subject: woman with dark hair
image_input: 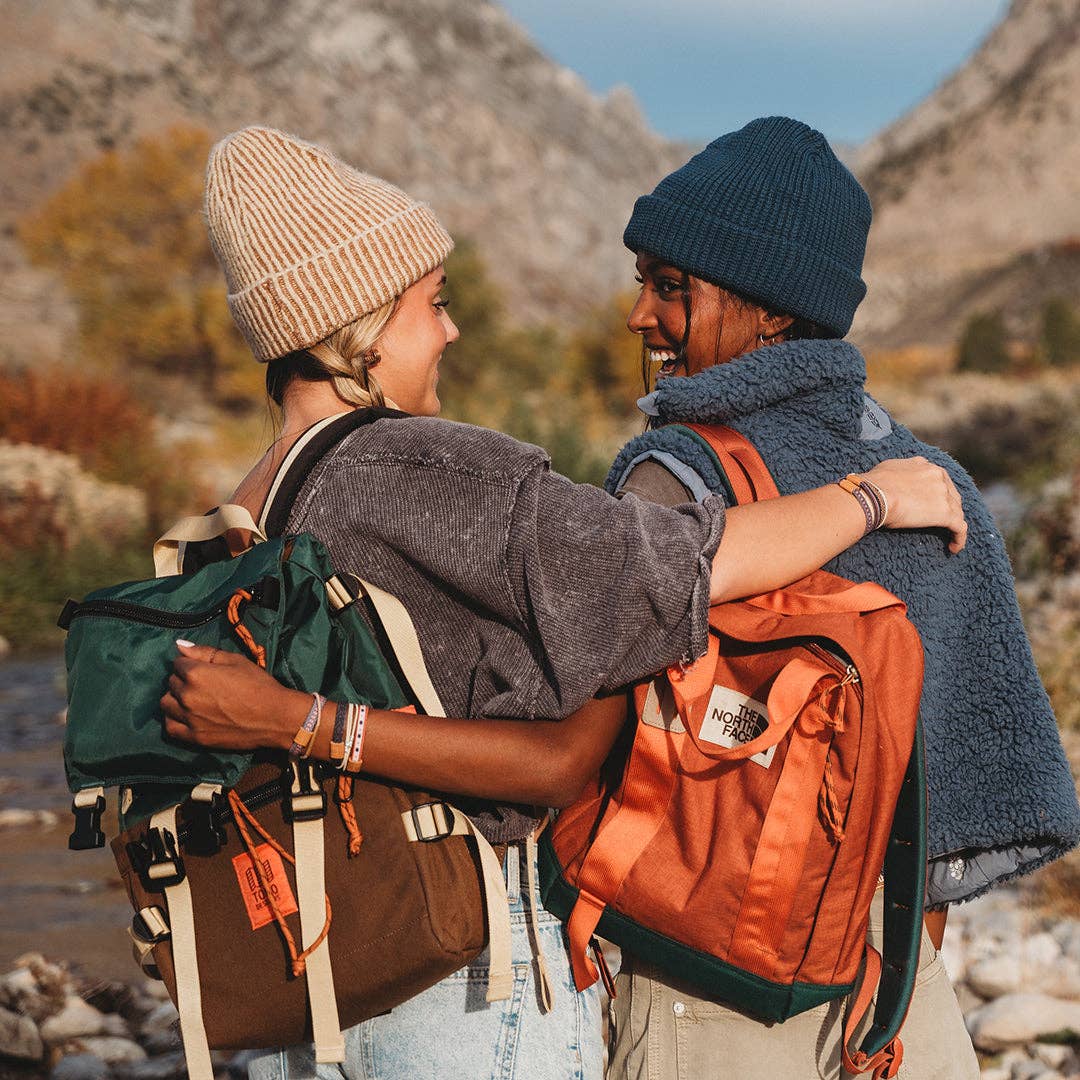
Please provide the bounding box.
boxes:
[601,115,1080,1079]
[165,124,970,1079]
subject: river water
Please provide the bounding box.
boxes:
[0,651,133,981]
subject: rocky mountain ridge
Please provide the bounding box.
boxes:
[0,0,683,365]
[853,0,1080,348]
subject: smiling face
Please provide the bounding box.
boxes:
[370,266,459,416]
[627,254,792,379]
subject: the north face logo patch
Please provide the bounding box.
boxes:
[697,685,775,768]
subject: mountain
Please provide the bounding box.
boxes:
[853,0,1080,349]
[0,0,683,365]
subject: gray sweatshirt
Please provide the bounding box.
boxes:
[288,415,725,841]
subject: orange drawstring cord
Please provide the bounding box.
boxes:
[336,776,363,856]
[228,788,332,977]
[223,598,333,975]
[228,589,267,668]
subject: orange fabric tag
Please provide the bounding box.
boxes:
[232,843,298,930]
[393,704,417,714]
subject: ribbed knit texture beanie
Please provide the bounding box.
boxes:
[624,116,871,337]
[205,126,454,362]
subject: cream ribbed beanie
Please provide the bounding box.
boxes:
[205,126,454,362]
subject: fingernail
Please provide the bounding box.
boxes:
[176,639,195,648]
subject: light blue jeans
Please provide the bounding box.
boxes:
[249,844,604,1080]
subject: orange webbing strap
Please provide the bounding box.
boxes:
[565,682,684,990]
[681,423,781,503]
[227,789,332,978]
[842,944,905,1078]
[739,580,904,618]
[725,678,852,977]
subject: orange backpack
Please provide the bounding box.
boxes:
[540,424,927,1078]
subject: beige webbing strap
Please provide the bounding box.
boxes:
[153,504,267,578]
[257,412,352,535]
[149,806,213,1080]
[292,809,344,1062]
[524,831,555,1013]
[351,576,445,717]
[401,804,513,1001]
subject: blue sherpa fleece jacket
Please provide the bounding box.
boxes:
[608,338,1080,907]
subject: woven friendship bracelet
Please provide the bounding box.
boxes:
[288,692,326,760]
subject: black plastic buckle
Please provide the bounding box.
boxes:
[186,792,229,854]
[283,762,327,823]
[69,794,106,850]
[127,827,186,891]
[409,802,453,842]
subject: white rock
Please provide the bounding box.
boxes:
[39,996,107,1042]
[1032,1043,1073,1069]
[141,999,179,1033]
[1025,933,1064,968]
[978,1069,1009,1080]
[75,1034,147,1064]
[0,966,38,997]
[0,1003,43,1061]
[968,953,1022,998]
[967,993,1080,1051]
[101,1012,129,1037]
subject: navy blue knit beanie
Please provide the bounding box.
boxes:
[623,116,871,337]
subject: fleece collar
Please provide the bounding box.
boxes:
[641,338,868,437]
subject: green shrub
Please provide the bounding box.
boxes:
[955,310,1010,374]
[1038,297,1080,368]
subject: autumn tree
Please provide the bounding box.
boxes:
[18,124,260,407]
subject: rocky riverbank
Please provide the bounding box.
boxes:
[0,953,257,1079]
[1,883,1079,1078]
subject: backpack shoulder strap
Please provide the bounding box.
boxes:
[260,407,406,537]
[674,423,780,503]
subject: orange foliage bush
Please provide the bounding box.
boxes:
[0,365,194,526]
[0,366,155,486]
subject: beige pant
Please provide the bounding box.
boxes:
[607,890,979,1080]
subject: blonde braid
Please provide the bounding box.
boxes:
[305,299,400,409]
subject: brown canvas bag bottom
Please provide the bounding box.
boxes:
[112,761,487,1050]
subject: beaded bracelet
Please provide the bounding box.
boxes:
[289,692,327,760]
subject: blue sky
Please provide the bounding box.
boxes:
[499,0,1010,145]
